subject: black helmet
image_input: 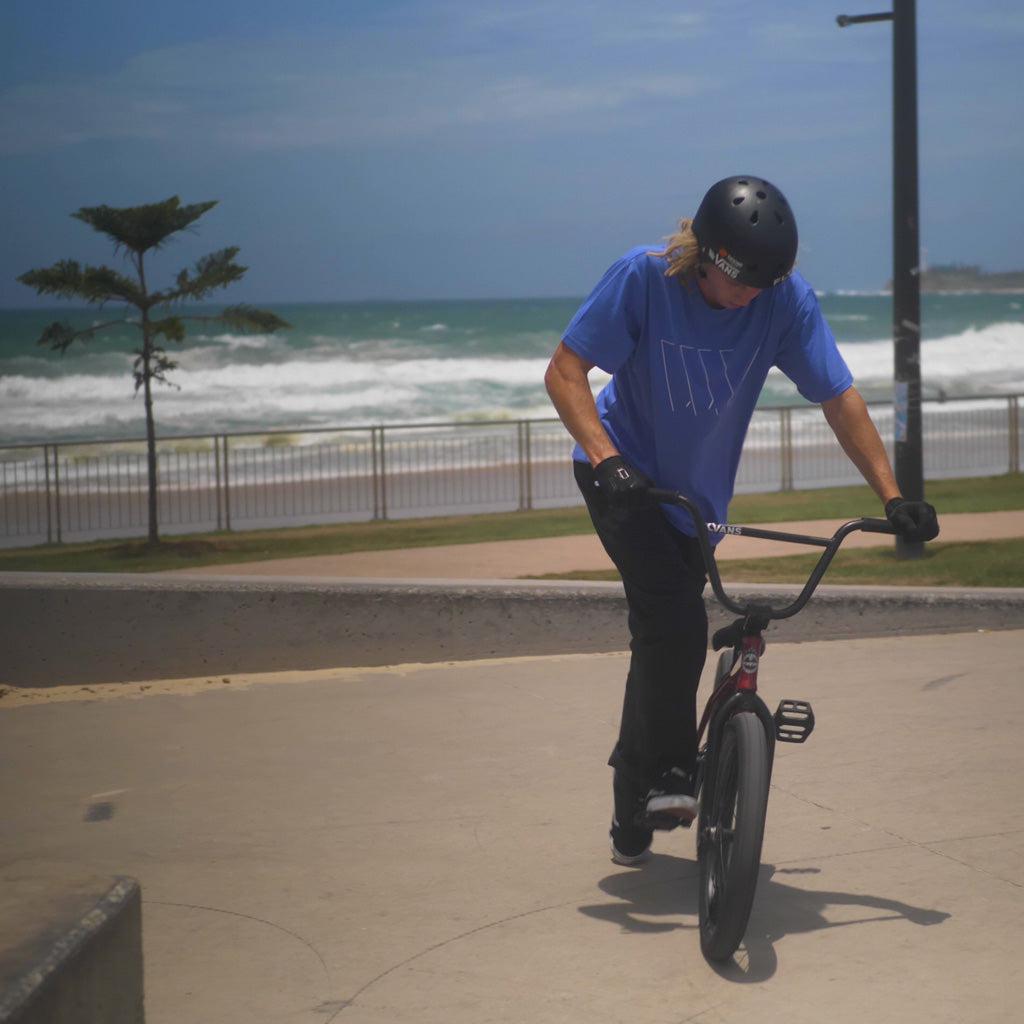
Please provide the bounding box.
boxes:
[692,176,798,288]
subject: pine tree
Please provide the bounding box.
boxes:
[18,196,288,544]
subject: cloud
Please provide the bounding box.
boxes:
[0,3,714,156]
[423,2,706,45]
[0,44,702,156]
[590,11,707,42]
[4,0,1015,160]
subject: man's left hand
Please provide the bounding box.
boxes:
[885,498,940,542]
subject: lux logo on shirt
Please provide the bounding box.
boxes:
[659,339,761,418]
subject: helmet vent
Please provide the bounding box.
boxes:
[774,211,785,224]
[732,196,744,206]
[737,179,749,185]
[749,211,759,225]
[756,190,767,200]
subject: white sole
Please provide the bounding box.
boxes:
[609,836,651,866]
[646,794,697,820]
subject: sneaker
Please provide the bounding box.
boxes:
[644,767,698,825]
[609,816,653,866]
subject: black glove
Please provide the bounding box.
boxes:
[593,456,653,509]
[885,498,939,543]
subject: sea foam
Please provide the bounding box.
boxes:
[2,321,1020,443]
[840,320,1024,389]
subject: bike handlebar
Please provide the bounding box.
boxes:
[647,488,896,622]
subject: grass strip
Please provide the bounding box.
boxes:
[528,537,1024,589]
[1,473,1021,574]
[727,472,1024,522]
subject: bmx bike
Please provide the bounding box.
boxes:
[648,488,897,962]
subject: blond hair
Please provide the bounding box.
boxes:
[651,217,700,282]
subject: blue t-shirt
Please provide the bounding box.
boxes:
[563,247,853,540]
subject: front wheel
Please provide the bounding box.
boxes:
[697,710,771,962]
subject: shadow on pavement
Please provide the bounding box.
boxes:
[578,856,949,981]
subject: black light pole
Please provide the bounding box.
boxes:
[838,0,924,558]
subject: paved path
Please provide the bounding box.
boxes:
[3,630,1022,1023]
[166,509,1024,580]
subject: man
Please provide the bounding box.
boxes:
[544,175,938,866]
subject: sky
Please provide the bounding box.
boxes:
[2,0,1022,307]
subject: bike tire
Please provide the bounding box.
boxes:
[697,710,771,962]
[713,649,736,688]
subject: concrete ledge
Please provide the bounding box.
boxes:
[2,572,1023,688]
[0,871,143,1024]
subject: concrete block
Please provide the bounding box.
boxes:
[0,871,144,1024]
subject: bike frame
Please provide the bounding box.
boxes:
[697,635,768,748]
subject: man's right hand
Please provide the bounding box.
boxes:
[593,456,652,508]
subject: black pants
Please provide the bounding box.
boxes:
[574,461,709,793]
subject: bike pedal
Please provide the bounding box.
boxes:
[774,699,815,743]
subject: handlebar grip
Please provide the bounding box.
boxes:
[859,517,897,534]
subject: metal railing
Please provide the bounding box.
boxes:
[1,393,1020,547]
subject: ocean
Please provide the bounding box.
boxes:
[1,291,1022,445]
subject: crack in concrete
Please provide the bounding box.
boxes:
[915,841,1023,891]
[331,896,582,1020]
[771,784,1024,890]
[675,1003,724,1023]
[770,782,836,813]
[919,826,1024,846]
[773,842,908,867]
[144,899,330,979]
[823,819,1023,890]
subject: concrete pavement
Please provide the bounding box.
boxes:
[3,629,1023,1023]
